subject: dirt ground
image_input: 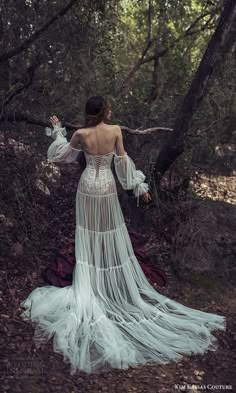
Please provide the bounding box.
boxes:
[0,232,235,393]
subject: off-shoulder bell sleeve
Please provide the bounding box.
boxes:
[46,126,81,164]
[113,148,149,207]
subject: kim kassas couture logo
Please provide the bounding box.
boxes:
[174,383,233,391]
[0,357,45,378]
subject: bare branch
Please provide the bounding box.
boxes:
[117,0,156,96]
[0,0,79,63]
[118,8,220,96]
[1,113,172,134]
[147,0,152,44]
[145,5,168,108]
[4,58,41,107]
[117,39,153,96]
[119,126,172,134]
[140,12,218,64]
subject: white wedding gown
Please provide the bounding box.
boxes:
[20,127,226,375]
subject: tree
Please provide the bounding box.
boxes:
[151,0,236,192]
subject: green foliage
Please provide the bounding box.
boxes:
[1,0,235,175]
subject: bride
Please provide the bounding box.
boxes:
[20,95,226,375]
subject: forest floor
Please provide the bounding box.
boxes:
[0,164,235,393]
[1,263,235,393]
[1,234,235,393]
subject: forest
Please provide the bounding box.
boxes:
[0,0,235,392]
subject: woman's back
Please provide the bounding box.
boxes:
[78,123,118,156]
[78,123,125,157]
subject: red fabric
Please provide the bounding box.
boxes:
[42,231,167,289]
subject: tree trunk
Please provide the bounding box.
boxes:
[145,2,166,111]
[153,0,236,185]
[0,14,9,94]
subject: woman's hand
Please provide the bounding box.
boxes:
[143,191,152,203]
[50,115,61,128]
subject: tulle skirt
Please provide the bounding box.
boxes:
[20,188,226,375]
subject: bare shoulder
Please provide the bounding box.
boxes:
[69,129,84,144]
[104,123,120,133]
[75,128,84,135]
[113,125,122,135]
[73,128,86,141]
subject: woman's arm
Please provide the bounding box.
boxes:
[115,125,126,156]
[114,126,152,206]
[69,130,81,149]
[46,115,82,163]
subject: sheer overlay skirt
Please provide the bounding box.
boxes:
[20,184,226,374]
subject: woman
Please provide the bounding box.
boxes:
[20,96,226,375]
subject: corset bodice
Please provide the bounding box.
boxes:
[78,150,117,195]
[84,150,114,171]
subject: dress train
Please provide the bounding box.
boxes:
[20,126,226,374]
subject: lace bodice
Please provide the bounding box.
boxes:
[46,127,149,206]
[79,151,117,195]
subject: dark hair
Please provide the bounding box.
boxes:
[84,96,109,127]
